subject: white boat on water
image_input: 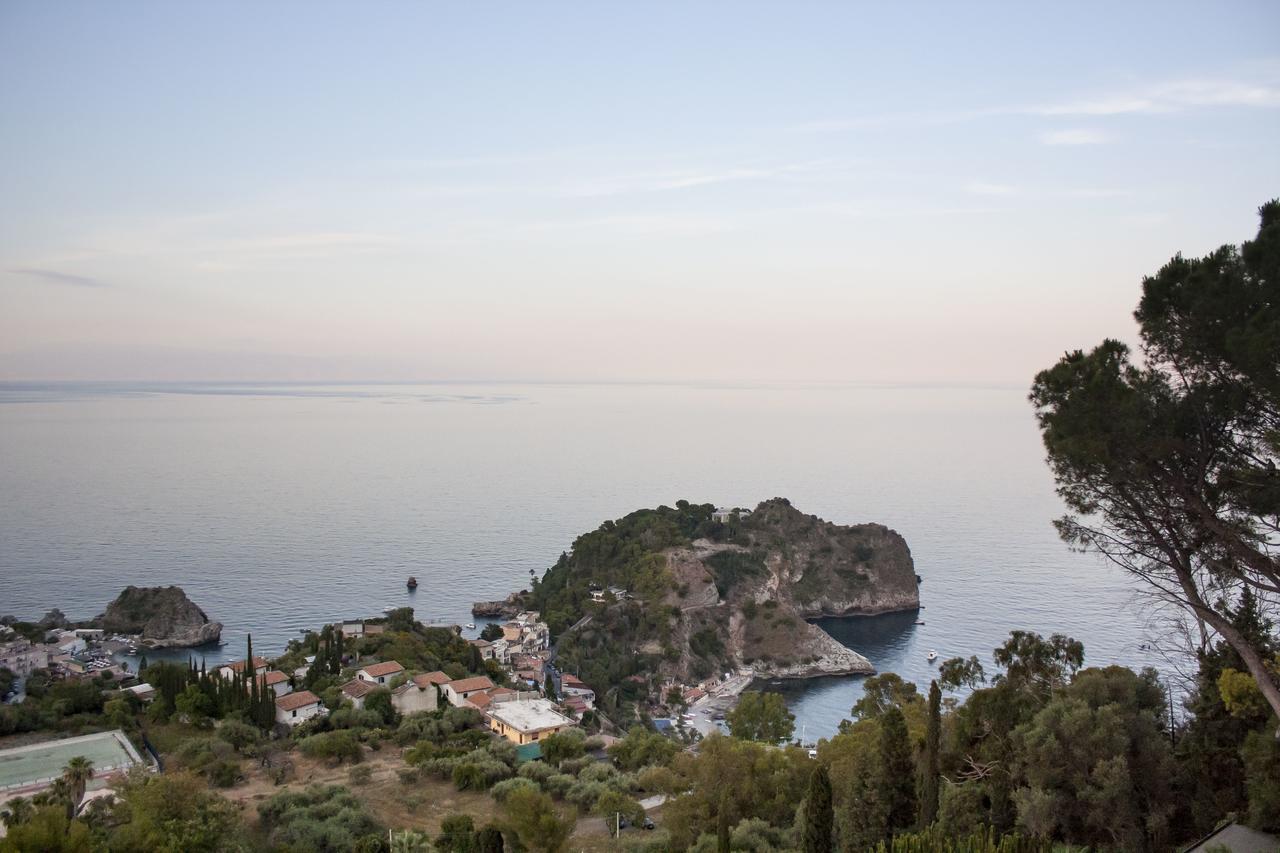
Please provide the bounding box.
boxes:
[926,649,938,662]
[465,622,476,630]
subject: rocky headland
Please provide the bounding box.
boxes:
[527,498,920,692]
[99,585,223,648]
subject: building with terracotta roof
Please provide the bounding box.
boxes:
[414,671,451,687]
[275,690,325,726]
[356,660,405,685]
[442,675,495,707]
[341,678,378,710]
[256,670,292,698]
[217,657,269,681]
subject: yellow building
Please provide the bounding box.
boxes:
[488,697,576,745]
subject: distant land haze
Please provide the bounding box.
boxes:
[0,380,1167,738]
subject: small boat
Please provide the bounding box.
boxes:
[126,647,138,656]
[407,576,418,590]
[915,620,925,626]
[465,622,476,630]
[926,649,938,662]
[383,606,396,614]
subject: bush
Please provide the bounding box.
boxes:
[217,720,261,752]
[298,730,363,765]
[453,763,487,791]
[559,756,593,776]
[518,761,556,784]
[566,779,610,810]
[545,773,576,798]
[258,784,382,852]
[348,765,373,786]
[491,776,542,802]
[578,762,618,784]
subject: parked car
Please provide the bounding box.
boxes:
[642,817,656,830]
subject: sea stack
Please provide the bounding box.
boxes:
[100,585,223,648]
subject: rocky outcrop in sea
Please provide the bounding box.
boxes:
[100,585,223,648]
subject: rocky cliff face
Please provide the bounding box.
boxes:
[741,498,920,617]
[100,586,223,648]
[654,499,918,681]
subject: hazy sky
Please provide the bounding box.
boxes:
[2,2,1277,383]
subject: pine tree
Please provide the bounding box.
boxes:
[919,680,942,827]
[803,763,834,853]
[878,706,916,838]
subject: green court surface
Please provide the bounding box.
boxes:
[0,730,144,791]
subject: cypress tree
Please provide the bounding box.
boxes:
[802,763,834,853]
[878,706,916,837]
[717,791,731,853]
[919,679,942,827]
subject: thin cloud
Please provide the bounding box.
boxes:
[1032,78,1280,116]
[10,267,111,288]
[965,181,1019,197]
[1040,128,1110,146]
[792,71,1280,133]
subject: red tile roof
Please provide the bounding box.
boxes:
[359,661,405,678]
[415,671,450,687]
[446,676,495,694]
[224,656,268,673]
[561,674,587,687]
[277,690,322,711]
[258,670,289,686]
[342,679,377,699]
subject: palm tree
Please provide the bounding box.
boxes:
[61,756,94,818]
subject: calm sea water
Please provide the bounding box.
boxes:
[0,381,1165,738]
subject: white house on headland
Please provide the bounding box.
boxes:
[356,660,404,685]
[275,690,325,727]
[712,507,752,524]
[442,675,495,707]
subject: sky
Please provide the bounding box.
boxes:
[1,2,1278,384]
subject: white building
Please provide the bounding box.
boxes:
[257,670,292,698]
[356,660,404,685]
[275,690,325,727]
[559,674,595,707]
[442,675,495,707]
[217,656,269,681]
[712,507,752,524]
[341,678,377,710]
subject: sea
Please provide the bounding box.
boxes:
[0,380,1169,739]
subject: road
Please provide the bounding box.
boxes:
[682,671,753,737]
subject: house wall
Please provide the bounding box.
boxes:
[392,687,437,716]
[276,703,323,727]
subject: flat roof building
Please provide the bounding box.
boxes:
[488,697,576,745]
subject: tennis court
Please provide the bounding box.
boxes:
[0,730,145,793]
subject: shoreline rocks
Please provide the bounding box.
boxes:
[471,591,527,619]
